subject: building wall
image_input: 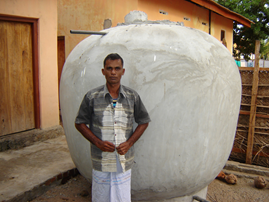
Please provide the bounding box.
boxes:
[58,0,138,57]
[58,0,234,58]
[137,0,233,53]
[0,0,236,133]
[0,0,59,129]
[211,12,233,53]
[138,0,209,34]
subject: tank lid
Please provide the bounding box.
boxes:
[120,10,184,26]
[124,11,148,23]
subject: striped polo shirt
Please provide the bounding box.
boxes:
[75,85,151,172]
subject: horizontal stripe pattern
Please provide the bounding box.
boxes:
[75,85,151,172]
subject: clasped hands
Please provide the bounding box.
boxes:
[96,140,131,155]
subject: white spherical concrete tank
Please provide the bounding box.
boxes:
[60,16,241,201]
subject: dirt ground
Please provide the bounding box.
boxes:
[32,174,269,202]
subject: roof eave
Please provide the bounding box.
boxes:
[189,0,254,28]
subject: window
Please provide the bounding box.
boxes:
[159,10,168,15]
[221,30,225,41]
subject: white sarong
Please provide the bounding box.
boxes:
[92,155,131,202]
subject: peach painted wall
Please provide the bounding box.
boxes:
[211,12,233,53]
[58,0,233,59]
[138,0,233,53]
[0,0,59,129]
[58,0,138,57]
[138,0,209,33]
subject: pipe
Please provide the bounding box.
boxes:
[70,30,107,35]
[192,195,209,202]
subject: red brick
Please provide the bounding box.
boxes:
[51,176,56,183]
[44,179,51,186]
[57,173,63,180]
[69,169,74,177]
[62,171,69,178]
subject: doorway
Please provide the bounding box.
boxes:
[58,36,65,124]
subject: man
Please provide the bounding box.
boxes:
[75,53,150,202]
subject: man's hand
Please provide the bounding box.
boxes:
[116,141,132,155]
[116,123,149,155]
[75,123,115,152]
[96,140,115,152]
[75,123,149,154]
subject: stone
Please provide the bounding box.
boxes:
[225,174,237,184]
[254,176,267,189]
[216,171,226,180]
[79,190,89,197]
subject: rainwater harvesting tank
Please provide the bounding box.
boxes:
[60,11,241,201]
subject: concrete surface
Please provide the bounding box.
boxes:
[0,125,64,152]
[0,134,268,202]
[0,135,76,202]
[224,160,269,179]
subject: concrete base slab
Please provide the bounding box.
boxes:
[0,133,268,202]
[160,186,208,202]
[0,135,76,202]
[134,186,208,202]
[0,125,65,152]
[224,160,269,177]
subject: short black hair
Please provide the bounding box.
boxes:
[103,53,124,67]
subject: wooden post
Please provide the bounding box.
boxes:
[246,40,260,164]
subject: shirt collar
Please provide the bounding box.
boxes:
[103,84,126,99]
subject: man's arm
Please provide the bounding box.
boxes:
[116,123,149,155]
[75,123,115,152]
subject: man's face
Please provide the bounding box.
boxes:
[102,59,125,85]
